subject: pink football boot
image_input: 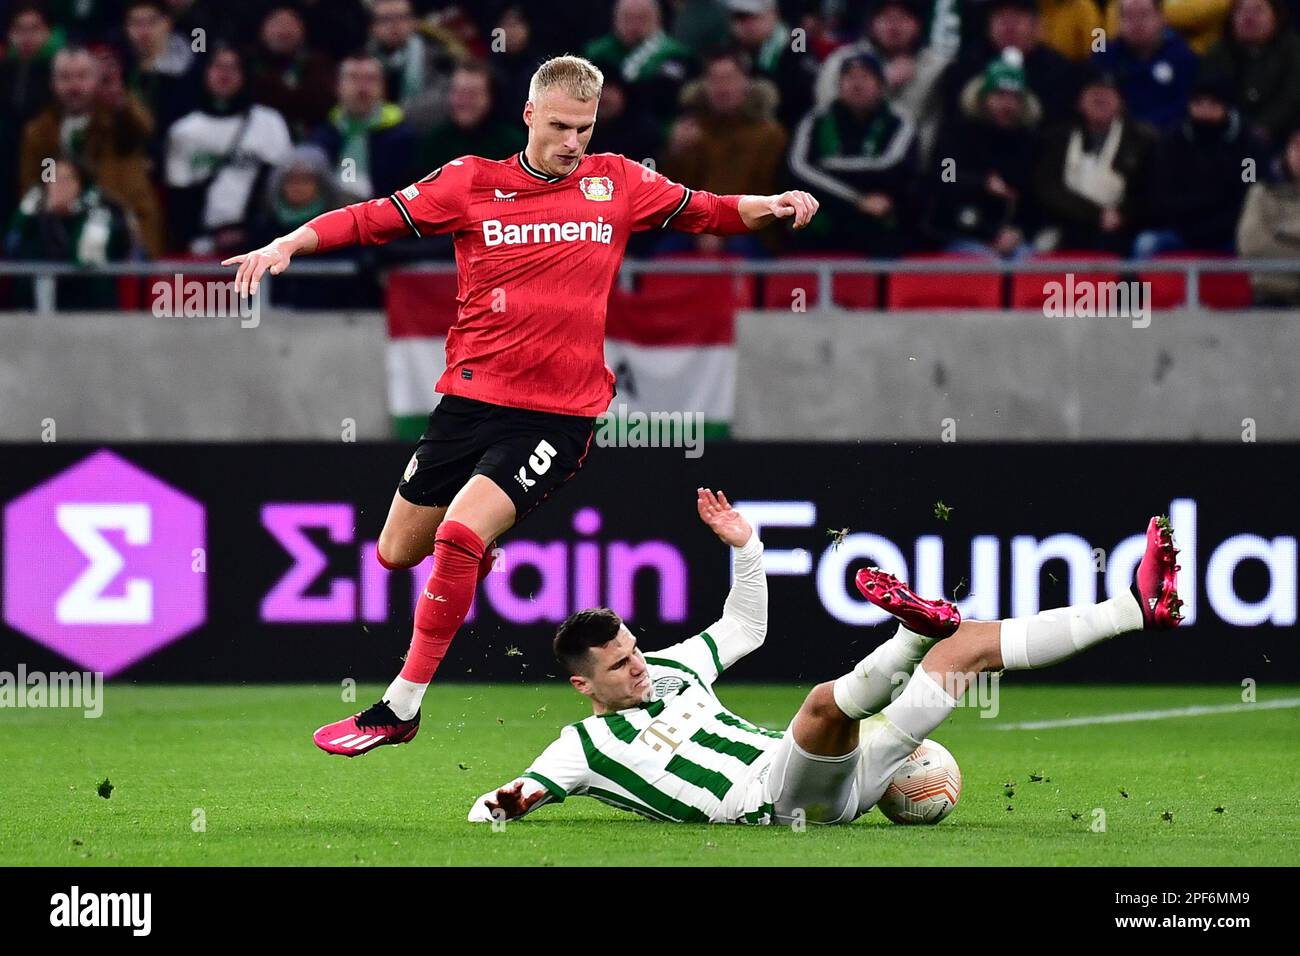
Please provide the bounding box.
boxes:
[313,700,420,756]
[855,567,962,639]
[1133,515,1184,629]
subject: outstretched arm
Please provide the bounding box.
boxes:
[224,158,473,296]
[467,725,587,823]
[696,488,767,668]
[625,155,818,237]
[222,197,424,296]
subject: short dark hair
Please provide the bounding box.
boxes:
[554,608,622,676]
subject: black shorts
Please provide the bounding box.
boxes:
[397,395,597,520]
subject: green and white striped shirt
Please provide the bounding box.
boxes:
[470,534,783,825]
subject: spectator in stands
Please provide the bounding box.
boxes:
[945,0,1080,126]
[164,0,231,48]
[312,54,418,202]
[797,3,853,61]
[2,2,59,130]
[20,46,164,257]
[663,50,787,214]
[672,0,734,56]
[165,45,292,256]
[252,145,345,245]
[1094,0,1199,132]
[487,0,610,57]
[925,53,1042,258]
[1034,65,1154,251]
[585,0,694,126]
[1237,125,1300,303]
[52,0,125,42]
[727,0,820,129]
[295,0,373,61]
[2,2,61,226]
[1103,0,1233,53]
[415,60,525,171]
[1202,0,1300,147]
[1039,0,1106,60]
[1133,73,1257,255]
[789,52,918,256]
[246,5,337,142]
[815,0,959,159]
[491,4,543,111]
[121,0,197,132]
[249,144,357,308]
[591,72,664,258]
[5,159,134,309]
[367,0,462,136]
[589,72,662,162]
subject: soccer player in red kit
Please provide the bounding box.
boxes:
[223,55,819,757]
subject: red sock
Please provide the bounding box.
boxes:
[399,520,484,683]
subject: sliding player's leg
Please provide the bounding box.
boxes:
[769,615,962,825]
[847,515,1184,815]
[829,565,964,723]
[768,682,864,825]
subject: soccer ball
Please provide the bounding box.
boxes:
[877,739,962,824]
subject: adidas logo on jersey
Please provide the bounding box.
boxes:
[482,217,614,247]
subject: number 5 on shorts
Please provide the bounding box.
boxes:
[529,440,557,475]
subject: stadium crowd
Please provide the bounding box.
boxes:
[3,0,1300,305]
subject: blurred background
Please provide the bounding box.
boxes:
[0,0,1297,686]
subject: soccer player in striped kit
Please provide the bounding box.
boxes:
[223,55,819,755]
[469,489,1182,826]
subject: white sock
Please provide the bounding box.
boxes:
[384,677,427,721]
[881,666,959,743]
[998,591,1144,671]
[833,625,937,720]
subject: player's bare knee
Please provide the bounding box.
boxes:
[375,532,424,570]
[802,681,845,722]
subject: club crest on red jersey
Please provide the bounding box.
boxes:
[579,176,614,201]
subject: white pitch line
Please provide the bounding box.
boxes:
[994,696,1300,730]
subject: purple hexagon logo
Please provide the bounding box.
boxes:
[3,450,206,676]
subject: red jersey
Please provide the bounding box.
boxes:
[310,151,749,417]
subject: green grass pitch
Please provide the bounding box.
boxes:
[2,683,1296,866]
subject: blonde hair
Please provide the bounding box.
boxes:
[528,55,604,104]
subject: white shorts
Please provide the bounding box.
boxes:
[767,713,921,825]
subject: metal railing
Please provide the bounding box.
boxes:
[2,256,1298,315]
